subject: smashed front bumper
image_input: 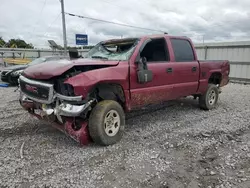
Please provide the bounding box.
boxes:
[19,92,93,145]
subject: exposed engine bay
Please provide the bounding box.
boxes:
[53,65,111,96]
[19,67,98,118]
[19,72,95,145]
[18,57,123,145]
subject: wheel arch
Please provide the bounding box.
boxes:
[208,72,222,85]
[89,82,126,108]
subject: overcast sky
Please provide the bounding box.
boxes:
[0,0,250,48]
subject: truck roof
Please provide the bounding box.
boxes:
[101,38,138,45]
[102,34,190,45]
[140,34,190,40]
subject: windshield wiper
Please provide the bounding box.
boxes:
[91,56,108,60]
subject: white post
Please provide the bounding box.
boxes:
[60,0,67,55]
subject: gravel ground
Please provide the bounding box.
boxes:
[0,83,250,188]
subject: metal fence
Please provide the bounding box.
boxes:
[1,41,250,82]
[0,48,89,60]
[195,41,250,82]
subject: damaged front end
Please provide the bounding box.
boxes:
[19,75,95,145]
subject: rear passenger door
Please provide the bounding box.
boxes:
[169,38,199,98]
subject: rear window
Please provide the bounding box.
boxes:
[170,39,195,62]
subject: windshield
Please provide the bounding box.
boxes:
[28,57,46,66]
[84,38,139,61]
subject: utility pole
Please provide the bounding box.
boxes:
[60,0,67,55]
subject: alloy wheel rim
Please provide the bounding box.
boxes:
[104,110,120,137]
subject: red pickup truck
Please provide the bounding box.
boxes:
[18,34,230,146]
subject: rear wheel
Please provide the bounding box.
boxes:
[199,84,219,110]
[88,100,125,146]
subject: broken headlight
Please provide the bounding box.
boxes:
[54,82,75,96]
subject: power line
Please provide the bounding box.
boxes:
[65,12,167,33]
[64,4,246,36]
[32,0,47,33]
[43,12,61,37]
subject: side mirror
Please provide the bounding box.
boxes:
[135,55,146,65]
[135,38,153,84]
[135,38,152,64]
[137,69,153,83]
[137,56,148,70]
[140,57,147,64]
[136,56,153,84]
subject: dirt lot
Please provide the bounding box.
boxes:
[0,83,250,188]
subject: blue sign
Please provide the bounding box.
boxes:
[75,34,88,45]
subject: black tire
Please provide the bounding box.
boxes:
[88,100,125,146]
[199,84,219,110]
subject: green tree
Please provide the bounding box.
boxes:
[7,39,34,49]
[0,37,6,47]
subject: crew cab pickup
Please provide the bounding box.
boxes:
[18,34,230,146]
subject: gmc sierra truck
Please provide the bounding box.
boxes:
[18,34,230,146]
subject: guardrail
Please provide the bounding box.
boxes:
[0,48,89,62]
[0,48,89,65]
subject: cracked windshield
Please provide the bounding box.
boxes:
[84,39,138,61]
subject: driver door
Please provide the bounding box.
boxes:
[129,37,175,109]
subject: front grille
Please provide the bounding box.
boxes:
[20,81,50,100]
[19,75,54,104]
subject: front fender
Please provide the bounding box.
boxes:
[64,65,129,98]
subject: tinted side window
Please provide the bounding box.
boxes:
[140,38,169,62]
[170,39,195,62]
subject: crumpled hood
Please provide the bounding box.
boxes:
[23,58,119,79]
[3,64,28,71]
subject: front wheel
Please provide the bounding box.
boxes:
[88,100,125,146]
[199,84,219,110]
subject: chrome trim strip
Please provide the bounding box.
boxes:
[58,103,86,116]
[19,75,53,87]
[56,93,82,101]
[57,99,94,117]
